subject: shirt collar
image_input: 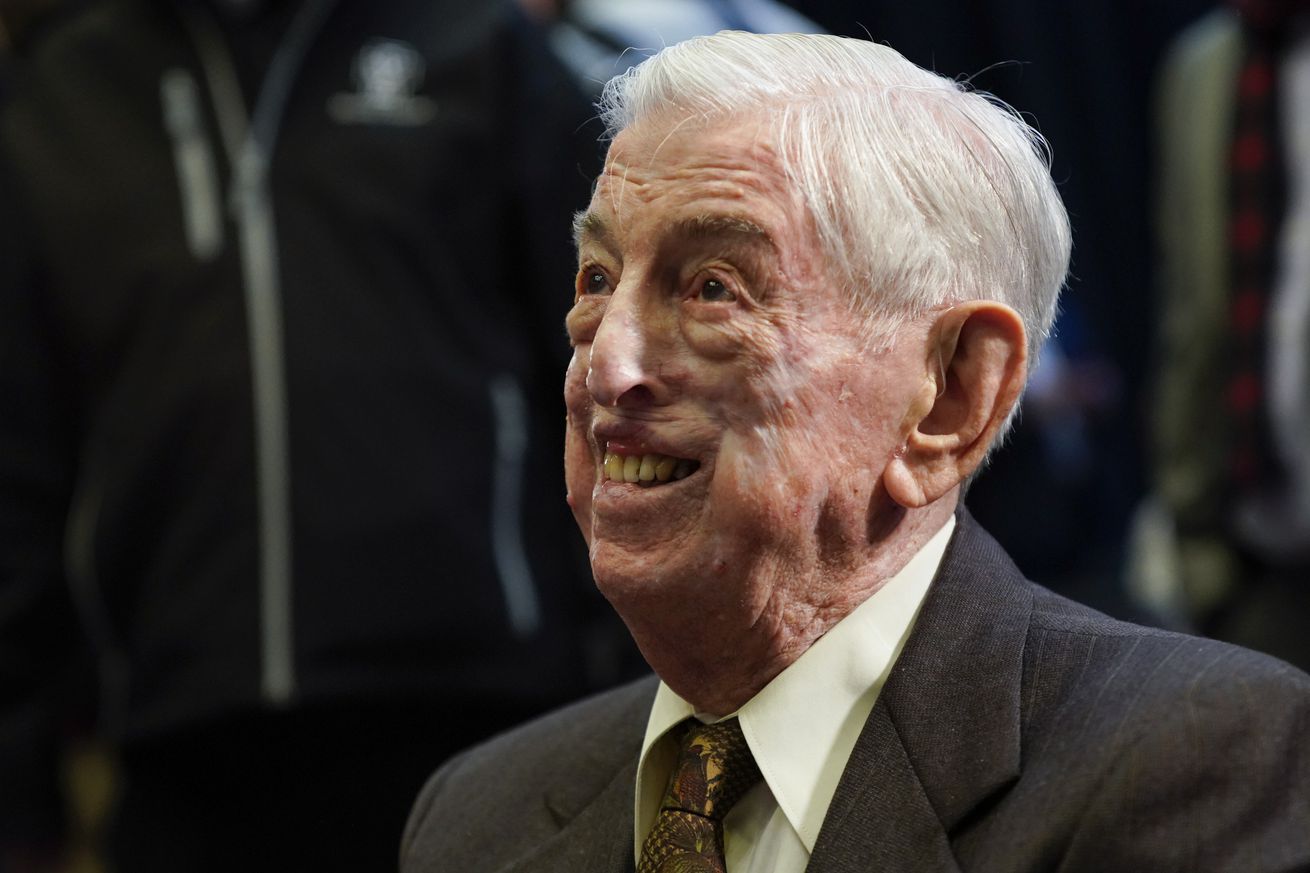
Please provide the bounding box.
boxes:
[634,515,955,855]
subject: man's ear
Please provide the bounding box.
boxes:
[883,301,1027,508]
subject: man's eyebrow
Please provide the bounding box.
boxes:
[672,214,775,250]
[573,211,777,252]
[573,210,609,249]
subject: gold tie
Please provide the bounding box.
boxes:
[637,718,762,873]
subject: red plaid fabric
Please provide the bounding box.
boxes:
[1223,0,1308,492]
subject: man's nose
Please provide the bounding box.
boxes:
[586,290,665,408]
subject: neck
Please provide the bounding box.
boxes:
[631,499,955,716]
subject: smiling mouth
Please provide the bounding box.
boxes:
[603,451,700,487]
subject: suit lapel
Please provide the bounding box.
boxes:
[808,702,962,872]
[502,758,638,873]
[809,511,1031,872]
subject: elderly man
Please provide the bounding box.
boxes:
[402,32,1310,873]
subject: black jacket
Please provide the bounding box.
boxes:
[0,0,610,839]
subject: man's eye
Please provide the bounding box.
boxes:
[579,270,610,296]
[696,278,736,303]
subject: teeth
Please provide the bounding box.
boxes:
[638,455,657,482]
[604,452,624,482]
[603,451,699,485]
[654,456,677,482]
[622,454,641,483]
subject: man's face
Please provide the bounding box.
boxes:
[565,113,931,640]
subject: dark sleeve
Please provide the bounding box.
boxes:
[0,139,84,847]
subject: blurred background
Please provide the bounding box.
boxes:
[3,0,1305,870]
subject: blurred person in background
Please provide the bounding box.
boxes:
[0,0,633,870]
[1136,0,1310,671]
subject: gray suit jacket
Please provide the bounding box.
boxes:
[401,513,1310,872]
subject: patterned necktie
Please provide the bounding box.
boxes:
[637,718,762,873]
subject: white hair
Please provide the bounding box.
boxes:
[597,31,1072,363]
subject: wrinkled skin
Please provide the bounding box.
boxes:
[564,113,952,714]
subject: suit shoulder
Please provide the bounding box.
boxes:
[400,676,656,870]
[1022,585,1310,819]
[1025,581,1310,710]
[1031,581,1305,675]
[1009,589,1310,869]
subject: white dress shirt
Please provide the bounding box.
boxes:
[633,516,955,873]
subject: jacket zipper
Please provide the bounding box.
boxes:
[183,0,341,705]
[489,375,542,637]
[161,68,224,261]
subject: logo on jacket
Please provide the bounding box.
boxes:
[328,38,437,126]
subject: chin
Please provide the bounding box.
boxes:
[592,536,746,619]
[590,540,681,600]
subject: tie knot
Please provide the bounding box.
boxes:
[661,718,762,821]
